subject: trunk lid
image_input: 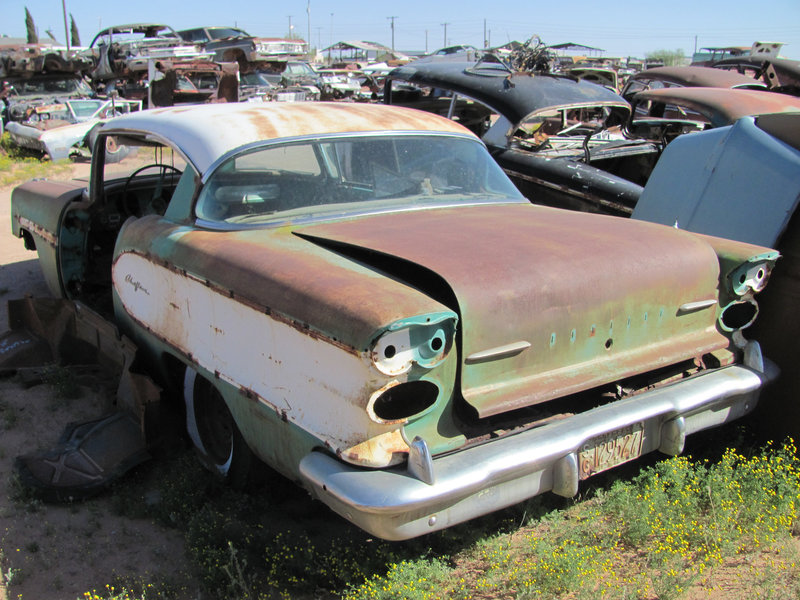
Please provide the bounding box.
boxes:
[298,203,729,417]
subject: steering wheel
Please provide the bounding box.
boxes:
[121,164,182,217]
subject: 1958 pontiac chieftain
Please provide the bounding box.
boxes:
[10,101,778,539]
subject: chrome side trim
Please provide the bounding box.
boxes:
[299,357,777,540]
[465,340,531,364]
[678,299,717,314]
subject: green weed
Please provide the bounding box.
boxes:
[42,364,82,400]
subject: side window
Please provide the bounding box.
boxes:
[99,134,187,218]
[622,79,649,99]
[196,142,323,222]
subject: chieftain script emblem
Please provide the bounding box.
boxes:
[124,274,150,295]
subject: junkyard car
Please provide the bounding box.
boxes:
[0,72,94,132]
[177,26,306,65]
[620,65,767,103]
[88,23,205,80]
[384,59,660,216]
[87,23,228,106]
[6,97,140,160]
[11,102,778,539]
[258,60,322,100]
[711,55,800,97]
[567,67,619,92]
[626,87,800,143]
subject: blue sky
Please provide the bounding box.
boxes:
[3,0,800,59]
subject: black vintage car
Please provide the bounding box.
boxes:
[384,60,660,216]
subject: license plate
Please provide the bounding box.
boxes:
[579,422,644,479]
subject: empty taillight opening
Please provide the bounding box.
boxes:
[371,380,439,421]
[720,300,758,331]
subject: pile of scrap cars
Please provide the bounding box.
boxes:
[2,32,800,540]
[0,23,364,160]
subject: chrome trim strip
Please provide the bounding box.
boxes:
[678,299,717,314]
[17,216,58,248]
[193,199,525,232]
[465,340,532,364]
[300,353,776,540]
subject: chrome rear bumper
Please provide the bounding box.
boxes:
[299,355,777,540]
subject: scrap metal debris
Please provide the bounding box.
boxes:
[0,297,160,500]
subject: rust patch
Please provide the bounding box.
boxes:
[339,429,409,468]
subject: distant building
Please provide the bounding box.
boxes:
[322,40,406,65]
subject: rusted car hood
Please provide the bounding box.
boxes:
[298,203,729,416]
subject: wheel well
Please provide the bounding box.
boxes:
[20,229,36,251]
[160,352,191,398]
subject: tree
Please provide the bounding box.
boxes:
[645,48,687,66]
[70,14,81,46]
[25,7,38,44]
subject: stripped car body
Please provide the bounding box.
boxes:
[88,23,206,81]
[6,97,140,160]
[85,23,243,107]
[384,60,660,216]
[711,56,800,97]
[567,67,619,92]
[10,102,778,539]
[627,87,800,142]
[0,46,94,135]
[620,65,767,103]
[177,27,307,65]
[0,43,93,78]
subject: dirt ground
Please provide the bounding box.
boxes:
[0,164,197,600]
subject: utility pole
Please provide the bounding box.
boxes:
[287,15,293,39]
[441,22,449,47]
[307,1,311,55]
[328,13,333,63]
[483,18,487,49]
[61,0,69,52]
[387,16,397,52]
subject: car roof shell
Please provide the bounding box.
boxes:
[101,101,475,176]
[712,55,800,75]
[387,61,630,125]
[90,23,182,47]
[632,87,800,127]
[627,66,767,89]
[178,26,252,38]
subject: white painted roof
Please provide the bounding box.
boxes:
[102,102,472,176]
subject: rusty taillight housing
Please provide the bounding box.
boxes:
[367,380,440,423]
[719,299,759,332]
[719,257,775,332]
[371,313,457,376]
[730,260,771,296]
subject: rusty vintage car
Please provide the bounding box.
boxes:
[384,59,661,216]
[711,55,800,97]
[620,65,767,103]
[10,102,779,539]
[626,87,800,143]
[5,97,140,160]
[177,26,307,65]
